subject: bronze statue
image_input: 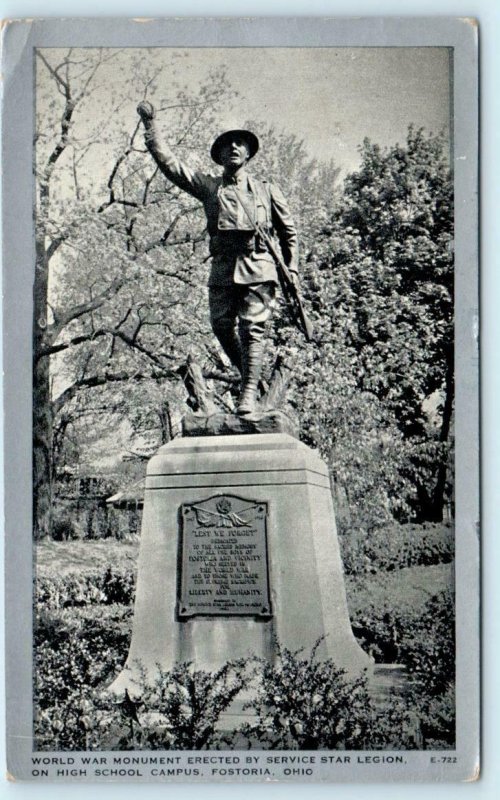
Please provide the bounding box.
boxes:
[137,101,310,415]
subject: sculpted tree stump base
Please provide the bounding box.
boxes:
[181,409,299,438]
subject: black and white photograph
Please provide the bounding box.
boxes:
[2,16,479,783]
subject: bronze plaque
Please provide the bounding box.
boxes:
[178,494,272,617]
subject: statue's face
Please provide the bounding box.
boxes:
[219,136,250,169]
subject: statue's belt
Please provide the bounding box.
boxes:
[209,230,272,257]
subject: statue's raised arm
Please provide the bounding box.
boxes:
[137,101,211,201]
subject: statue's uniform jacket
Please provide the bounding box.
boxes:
[145,131,299,287]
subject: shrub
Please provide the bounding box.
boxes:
[34,605,132,750]
[34,617,455,751]
[50,513,78,542]
[35,648,250,751]
[117,660,251,750]
[397,589,455,696]
[346,566,454,670]
[241,640,454,751]
[340,522,453,575]
[36,566,136,611]
[241,641,376,750]
[33,543,455,750]
[418,684,455,748]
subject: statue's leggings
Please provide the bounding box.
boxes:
[208,282,277,374]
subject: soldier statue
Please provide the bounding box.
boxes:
[137,101,301,415]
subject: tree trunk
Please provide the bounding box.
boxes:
[33,239,53,539]
[159,399,173,444]
[429,345,454,521]
[33,359,53,540]
[411,345,454,524]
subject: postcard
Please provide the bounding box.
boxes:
[2,16,479,782]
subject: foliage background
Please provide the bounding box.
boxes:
[34,47,453,538]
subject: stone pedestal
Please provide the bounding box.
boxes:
[108,433,371,697]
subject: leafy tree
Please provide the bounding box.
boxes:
[348,127,453,521]
[280,127,453,525]
[34,49,239,536]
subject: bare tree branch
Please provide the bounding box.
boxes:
[53,367,172,415]
[37,50,70,93]
[50,276,125,338]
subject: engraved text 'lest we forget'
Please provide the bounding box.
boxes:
[178,494,272,618]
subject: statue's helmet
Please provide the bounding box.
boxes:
[210,129,259,165]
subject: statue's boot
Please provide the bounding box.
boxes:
[237,338,264,416]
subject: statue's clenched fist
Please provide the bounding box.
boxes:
[137,101,155,124]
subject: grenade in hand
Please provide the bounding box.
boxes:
[137,101,155,124]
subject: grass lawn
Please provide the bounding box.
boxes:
[345,562,454,616]
[35,539,453,616]
[35,538,139,577]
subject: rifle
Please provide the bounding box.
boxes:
[254,223,314,343]
[232,192,314,342]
